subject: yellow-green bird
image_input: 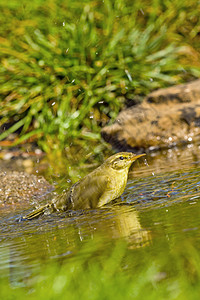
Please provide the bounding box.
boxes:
[24,152,145,220]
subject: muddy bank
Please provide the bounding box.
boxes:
[101,79,200,151]
[0,171,53,216]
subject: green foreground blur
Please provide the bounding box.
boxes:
[1,236,200,300]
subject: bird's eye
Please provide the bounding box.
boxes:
[119,156,124,160]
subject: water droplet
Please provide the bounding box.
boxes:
[52,102,56,106]
[35,149,42,155]
[187,144,193,149]
[38,60,45,67]
[63,22,65,26]
[125,69,132,82]
[140,8,144,15]
[72,79,75,83]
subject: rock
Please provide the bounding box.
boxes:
[101,79,200,151]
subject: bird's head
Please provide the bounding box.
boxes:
[105,152,146,170]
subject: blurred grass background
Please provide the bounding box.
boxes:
[0,0,200,161]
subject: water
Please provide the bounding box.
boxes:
[0,144,200,287]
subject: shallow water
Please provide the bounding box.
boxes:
[1,144,200,287]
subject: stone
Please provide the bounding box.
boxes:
[101,79,200,151]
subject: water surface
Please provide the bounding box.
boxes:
[1,144,200,287]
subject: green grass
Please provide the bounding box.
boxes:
[1,239,200,300]
[0,0,200,158]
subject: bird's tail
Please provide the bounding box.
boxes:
[23,203,52,220]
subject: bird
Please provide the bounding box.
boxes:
[23,152,145,220]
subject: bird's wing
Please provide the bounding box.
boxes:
[70,172,111,209]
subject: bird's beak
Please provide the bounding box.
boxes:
[131,153,146,161]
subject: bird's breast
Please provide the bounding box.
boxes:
[108,168,129,198]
